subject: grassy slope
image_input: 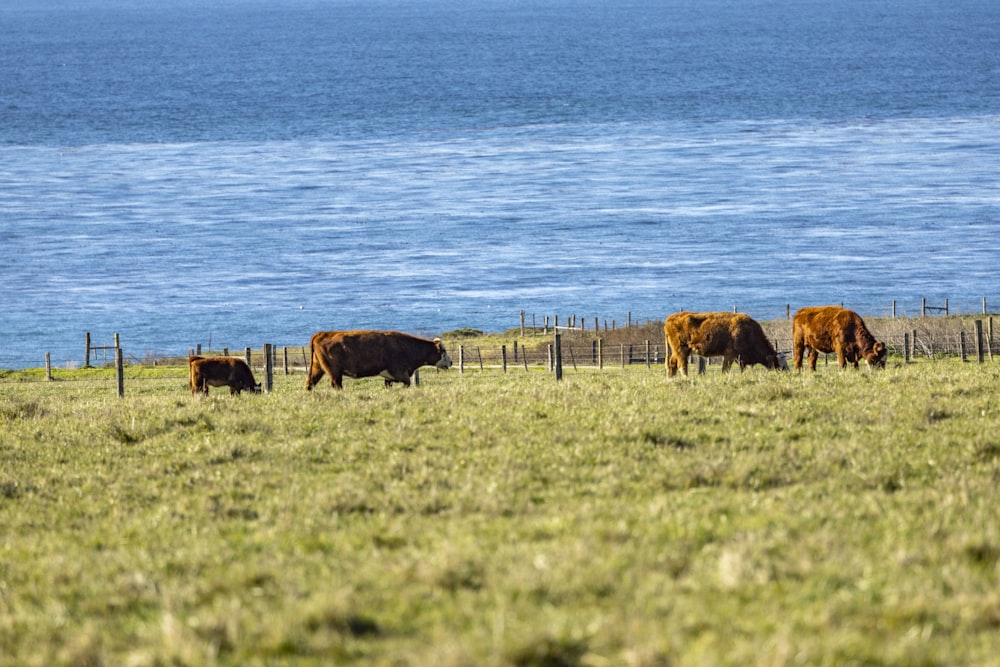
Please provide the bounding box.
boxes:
[1,360,999,666]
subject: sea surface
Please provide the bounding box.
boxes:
[2,0,999,368]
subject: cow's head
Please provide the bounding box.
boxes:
[433,338,453,369]
[865,341,887,369]
[770,352,789,371]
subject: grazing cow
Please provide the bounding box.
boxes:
[664,311,787,377]
[304,330,453,391]
[792,306,887,371]
[188,356,261,395]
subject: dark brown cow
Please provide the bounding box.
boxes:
[664,311,787,377]
[304,330,453,391]
[792,306,887,371]
[188,356,261,395]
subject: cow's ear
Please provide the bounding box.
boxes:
[874,341,886,354]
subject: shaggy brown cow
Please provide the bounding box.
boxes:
[304,330,452,391]
[792,306,887,371]
[664,311,787,377]
[188,356,261,395]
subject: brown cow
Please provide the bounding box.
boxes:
[792,306,887,371]
[188,356,261,395]
[304,330,452,391]
[664,311,787,377]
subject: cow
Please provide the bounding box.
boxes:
[792,306,887,371]
[304,330,453,391]
[188,355,261,395]
[664,311,787,377]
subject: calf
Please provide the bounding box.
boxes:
[664,311,787,377]
[792,306,887,371]
[188,356,261,395]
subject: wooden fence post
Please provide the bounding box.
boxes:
[245,347,252,367]
[904,333,910,363]
[645,340,651,369]
[459,345,465,374]
[921,298,926,317]
[960,331,967,362]
[264,343,273,392]
[283,346,289,375]
[115,346,124,398]
[501,345,508,374]
[520,310,525,337]
[84,331,91,368]
[45,352,52,381]
[975,320,984,363]
[554,333,563,381]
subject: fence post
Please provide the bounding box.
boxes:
[892,300,897,318]
[283,347,289,375]
[115,346,124,398]
[264,343,274,392]
[645,340,651,369]
[975,320,984,363]
[501,345,508,374]
[459,345,465,374]
[245,347,252,367]
[989,317,995,361]
[554,333,563,381]
[921,298,927,317]
[45,352,52,381]
[84,331,91,368]
[598,338,603,369]
[960,331,967,362]
[520,310,525,337]
[911,330,917,359]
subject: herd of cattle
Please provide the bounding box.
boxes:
[187,305,887,395]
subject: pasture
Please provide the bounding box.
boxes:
[1,358,999,666]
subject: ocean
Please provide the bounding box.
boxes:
[2,0,999,368]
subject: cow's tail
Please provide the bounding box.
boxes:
[304,338,314,390]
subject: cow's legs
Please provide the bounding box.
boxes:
[387,368,411,387]
[721,354,734,373]
[304,351,327,390]
[793,342,805,371]
[674,349,689,377]
[808,349,819,372]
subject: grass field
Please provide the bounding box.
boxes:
[2,358,999,666]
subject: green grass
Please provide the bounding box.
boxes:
[2,360,999,666]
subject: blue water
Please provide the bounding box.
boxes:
[2,0,999,368]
